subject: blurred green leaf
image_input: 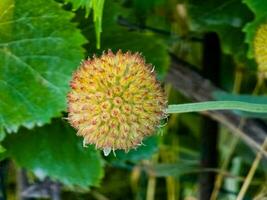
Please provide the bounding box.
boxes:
[243,0,267,58]
[147,162,199,177]
[65,0,92,11]
[0,0,86,136]
[109,135,159,164]
[186,0,253,61]
[242,0,267,17]
[213,91,267,118]
[133,0,165,18]
[0,145,6,154]
[85,1,170,78]
[92,0,105,49]
[3,119,104,188]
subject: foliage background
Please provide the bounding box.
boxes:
[0,0,267,199]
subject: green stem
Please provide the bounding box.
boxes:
[167,101,267,114]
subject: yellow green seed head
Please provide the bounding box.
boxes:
[67,50,167,155]
[254,23,267,73]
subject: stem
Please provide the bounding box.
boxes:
[210,136,239,200]
[199,116,218,200]
[146,175,156,200]
[146,155,158,200]
[167,101,267,114]
[253,72,264,94]
[166,176,176,200]
[50,182,61,200]
[17,169,29,200]
[233,68,243,94]
[210,64,245,200]
[199,32,220,200]
[0,160,8,200]
[236,137,267,200]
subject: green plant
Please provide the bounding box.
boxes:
[1,0,267,199]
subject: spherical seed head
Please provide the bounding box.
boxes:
[67,50,167,152]
[254,23,267,73]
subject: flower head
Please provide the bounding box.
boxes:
[67,50,167,155]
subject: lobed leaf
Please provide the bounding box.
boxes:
[0,0,86,136]
[3,119,104,188]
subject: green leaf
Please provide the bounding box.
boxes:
[0,145,6,154]
[65,0,92,12]
[243,0,267,58]
[133,0,165,15]
[65,0,105,49]
[0,0,86,136]
[108,136,159,164]
[84,1,170,78]
[92,0,105,49]
[146,162,199,177]
[167,101,267,114]
[242,0,267,17]
[2,119,104,188]
[186,0,253,61]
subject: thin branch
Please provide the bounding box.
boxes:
[17,169,29,200]
[236,138,267,200]
[116,16,203,42]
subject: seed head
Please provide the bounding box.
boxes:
[67,50,167,155]
[254,23,267,74]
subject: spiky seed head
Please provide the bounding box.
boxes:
[254,23,267,75]
[67,50,167,154]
